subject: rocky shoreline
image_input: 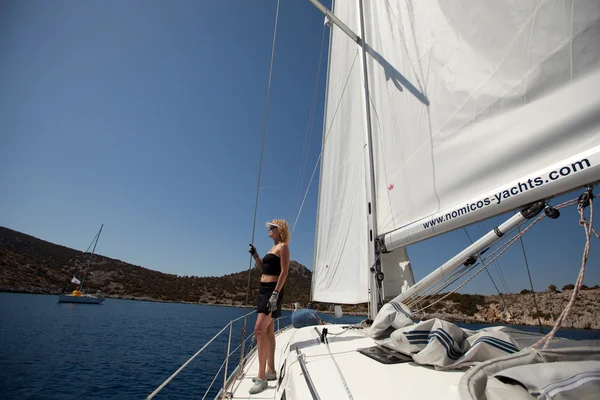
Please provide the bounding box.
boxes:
[414,289,600,330]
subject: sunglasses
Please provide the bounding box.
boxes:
[268,226,278,231]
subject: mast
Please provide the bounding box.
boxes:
[357,0,380,319]
[80,224,104,292]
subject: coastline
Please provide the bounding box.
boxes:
[3,288,599,331]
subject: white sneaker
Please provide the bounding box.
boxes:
[249,378,268,394]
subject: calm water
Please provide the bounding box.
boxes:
[1,293,598,400]
[0,293,358,399]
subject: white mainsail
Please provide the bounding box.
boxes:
[359,0,600,251]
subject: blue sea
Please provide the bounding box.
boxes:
[1,293,599,400]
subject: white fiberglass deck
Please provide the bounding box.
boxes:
[227,323,465,400]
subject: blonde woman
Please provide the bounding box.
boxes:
[247,219,290,395]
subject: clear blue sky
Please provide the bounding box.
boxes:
[1,0,597,296]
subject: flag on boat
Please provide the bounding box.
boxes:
[71,277,81,285]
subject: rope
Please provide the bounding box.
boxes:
[410,195,587,310]
[515,218,544,333]
[291,23,327,226]
[244,0,281,307]
[477,221,511,293]
[414,211,547,313]
[409,263,477,309]
[204,330,258,399]
[531,194,598,349]
[290,50,360,236]
[146,323,231,399]
[405,221,522,307]
[407,261,476,307]
[292,153,322,236]
[405,193,598,332]
[202,356,228,400]
[463,228,507,300]
[408,230,517,308]
[325,340,355,400]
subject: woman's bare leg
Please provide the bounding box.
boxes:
[254,313,272,380]
[266,319,276,374]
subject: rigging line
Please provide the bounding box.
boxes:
[416,212,547,313]
[464,227,514,321]
[407,256,489,307]
[291,153,322,237]
[325,340,355,400]
[406,224,521,306]
[412,195,596,312]
[323,50,360,145]
[291,22,327,222]
[532,196,598,349]
[463,228,503,296]
[495,261,510,295]
[481,221,510,293]
[409,264,476,309]
[411,212,533,306]
[146,322,231,399]
[407,259,474,304]
[244,0,281,307]
[514,211,543,334]
[408,254,485,308]
[290,50,360,236]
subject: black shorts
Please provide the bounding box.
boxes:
[257,282,284,319]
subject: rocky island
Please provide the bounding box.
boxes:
[1,226,598,329]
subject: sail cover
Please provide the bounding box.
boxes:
[312,0,369,303]
[358,0,600,250]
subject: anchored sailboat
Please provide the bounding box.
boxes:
[58,224,105,304]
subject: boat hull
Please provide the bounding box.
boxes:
[57,295,105,304]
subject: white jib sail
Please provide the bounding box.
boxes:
[312,0,370,304]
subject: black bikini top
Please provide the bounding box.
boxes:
[262,253,281,276]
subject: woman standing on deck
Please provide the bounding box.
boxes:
[248,219,290,395]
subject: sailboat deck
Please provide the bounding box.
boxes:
[227,324,465,400]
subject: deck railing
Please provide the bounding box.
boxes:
[146,309,292,400]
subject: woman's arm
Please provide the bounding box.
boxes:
[250,244,263,270]
[254,254,263,270]
[275,243,289,292]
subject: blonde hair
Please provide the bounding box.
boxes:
[271,219,290,243]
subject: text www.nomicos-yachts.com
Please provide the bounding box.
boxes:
[422,158,592,229]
